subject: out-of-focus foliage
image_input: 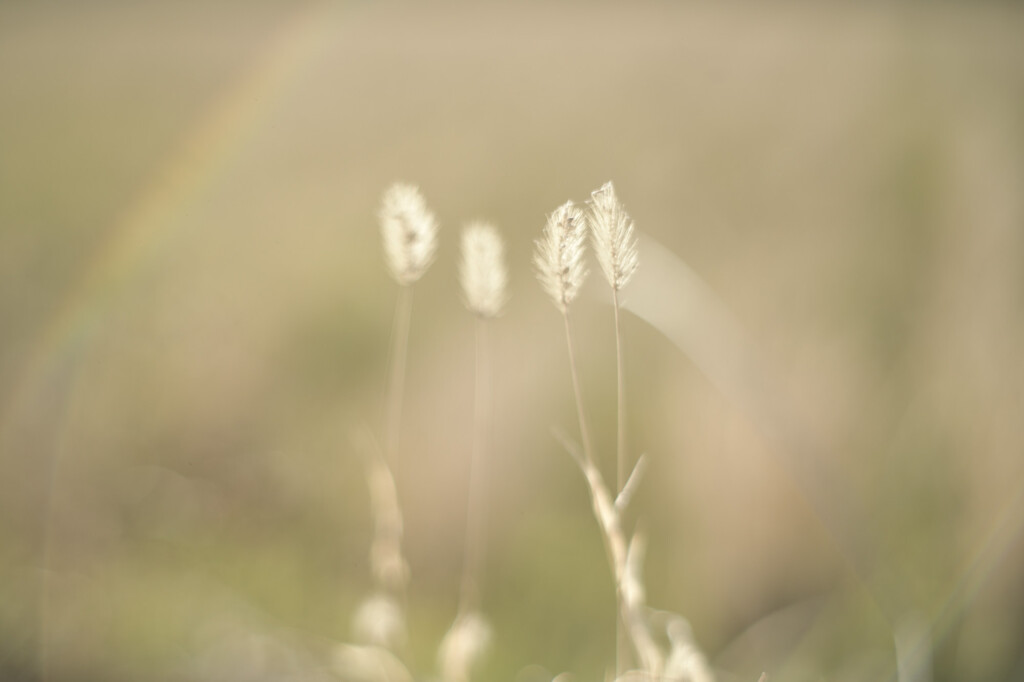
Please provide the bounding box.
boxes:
[1,2,1023,681]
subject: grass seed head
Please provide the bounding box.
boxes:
[534,200,588,312]
[438,611,492,682]
[352,593,407,651]
[380,182,439,286]
[588,181,639,291]
[460,221,508,318]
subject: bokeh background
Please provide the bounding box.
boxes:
[2,2,1023,681]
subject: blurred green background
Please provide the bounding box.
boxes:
[2,2,1023,681]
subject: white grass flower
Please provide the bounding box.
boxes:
[438,611,492,682]
[534,200,588,311]
[380,182,439,286]
[588,181,638,291]
[460,222,507,318]
[352,593,407,651]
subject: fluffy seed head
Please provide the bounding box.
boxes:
[534,200,588,311]
[379,183,438,286]
[352,593,407,651]
[460,222,507,318]
[588,181,639,291]
[438,612,492,682]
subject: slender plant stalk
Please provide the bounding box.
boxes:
[553,430,662,680]
[459,318,489,616]
[373,284,415,664]
[385,286,413,463]
[359,182,435,672]
[564,309,627,676]
[613,289,627,492]
[613,288,630,677]
[562,311,596,468]
[587,181,638,678]
[383,286,413,623]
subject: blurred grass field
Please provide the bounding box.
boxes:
[2,2,1024,681]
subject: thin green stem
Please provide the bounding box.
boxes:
[563,310,623,673]
[562,311,596,468]
[612,288,629,676]
[613,289,627,493]
[379,286,414,664]
[385,286,413,464]
[459,318,489,616]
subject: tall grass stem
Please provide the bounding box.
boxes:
[563,309,623,674]
[459,318,489,616]
[613,290,630,682]
[385,287,413,463]
[562,311,596,468]
[613,290,627,494]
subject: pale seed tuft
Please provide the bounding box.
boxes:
[460,222,508,318]
[534,200,588,311]
[379,183,439,286]
[588,181,639,291]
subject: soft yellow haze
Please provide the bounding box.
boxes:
[1,2,1022,681]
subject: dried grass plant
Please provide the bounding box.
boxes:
[379,182,439,463]
[335,182,731,682]
[338,183,439,680]
[536,186,714,682]
[437,222,508,682]
[587,180,640,675]
[533,200,596,468]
